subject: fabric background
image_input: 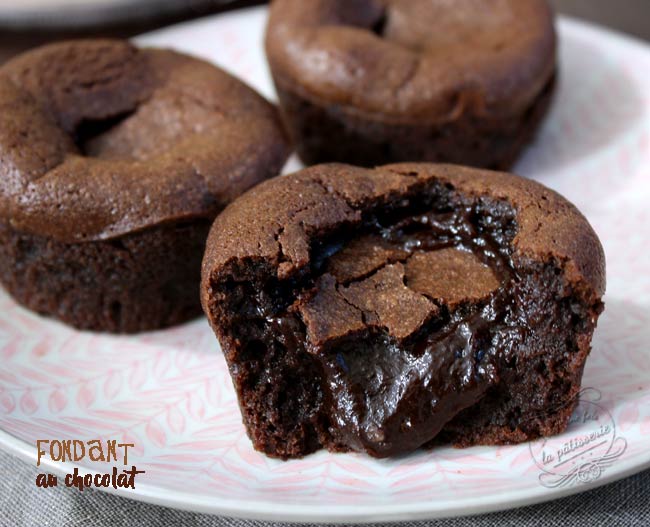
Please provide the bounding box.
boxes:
[1,450,648,526]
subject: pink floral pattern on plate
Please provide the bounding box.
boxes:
[1,7,649,523]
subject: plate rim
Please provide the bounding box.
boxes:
[2,428,649,523]
[2,8,650,524]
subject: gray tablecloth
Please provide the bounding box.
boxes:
[1,449,648,526]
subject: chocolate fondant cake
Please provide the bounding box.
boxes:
[0,39,289,332]
[201,163,605,459]
[265,0,556,169]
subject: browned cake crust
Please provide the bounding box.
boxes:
[265,0,557,169]
[0,39,290,332]
[201,163,605,459]
[0,219,210,333]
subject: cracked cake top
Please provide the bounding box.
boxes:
[201,163,605,349]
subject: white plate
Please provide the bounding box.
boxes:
[2,6,650,524]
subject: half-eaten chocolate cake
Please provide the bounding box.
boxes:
[201,163,605,458]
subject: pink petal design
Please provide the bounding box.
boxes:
[155,453,208,463]
[0,370,20,385]
[334,458,380,477]
[190,425,229,440]
[640,416,650,436]
[103,370,122,400]
[19,391,38,414]
[88,409,143,422]
[175,440,223,451]
[509,446,535,469]
[48,388,67,413]
[0,393,16,413]
[17,366,52,384]
[65,416,120,430]
[146,420,167,448]
[204,377,221,406]
[31,339,51,358]
[129,361,148,390]
[152,352,171,379]
[1,340,19,360]
[186,391,206,421]
[121,431,144,458]
[166,405,186,435]
[616,402,640,430]
[77,384,95,409]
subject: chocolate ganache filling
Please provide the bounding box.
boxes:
[222,186,543,457]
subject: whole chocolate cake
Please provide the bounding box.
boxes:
[202,163,605,459]
[265,0,556,169]
[0,39,289,332]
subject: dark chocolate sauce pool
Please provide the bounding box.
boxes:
[263,200,525,457]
